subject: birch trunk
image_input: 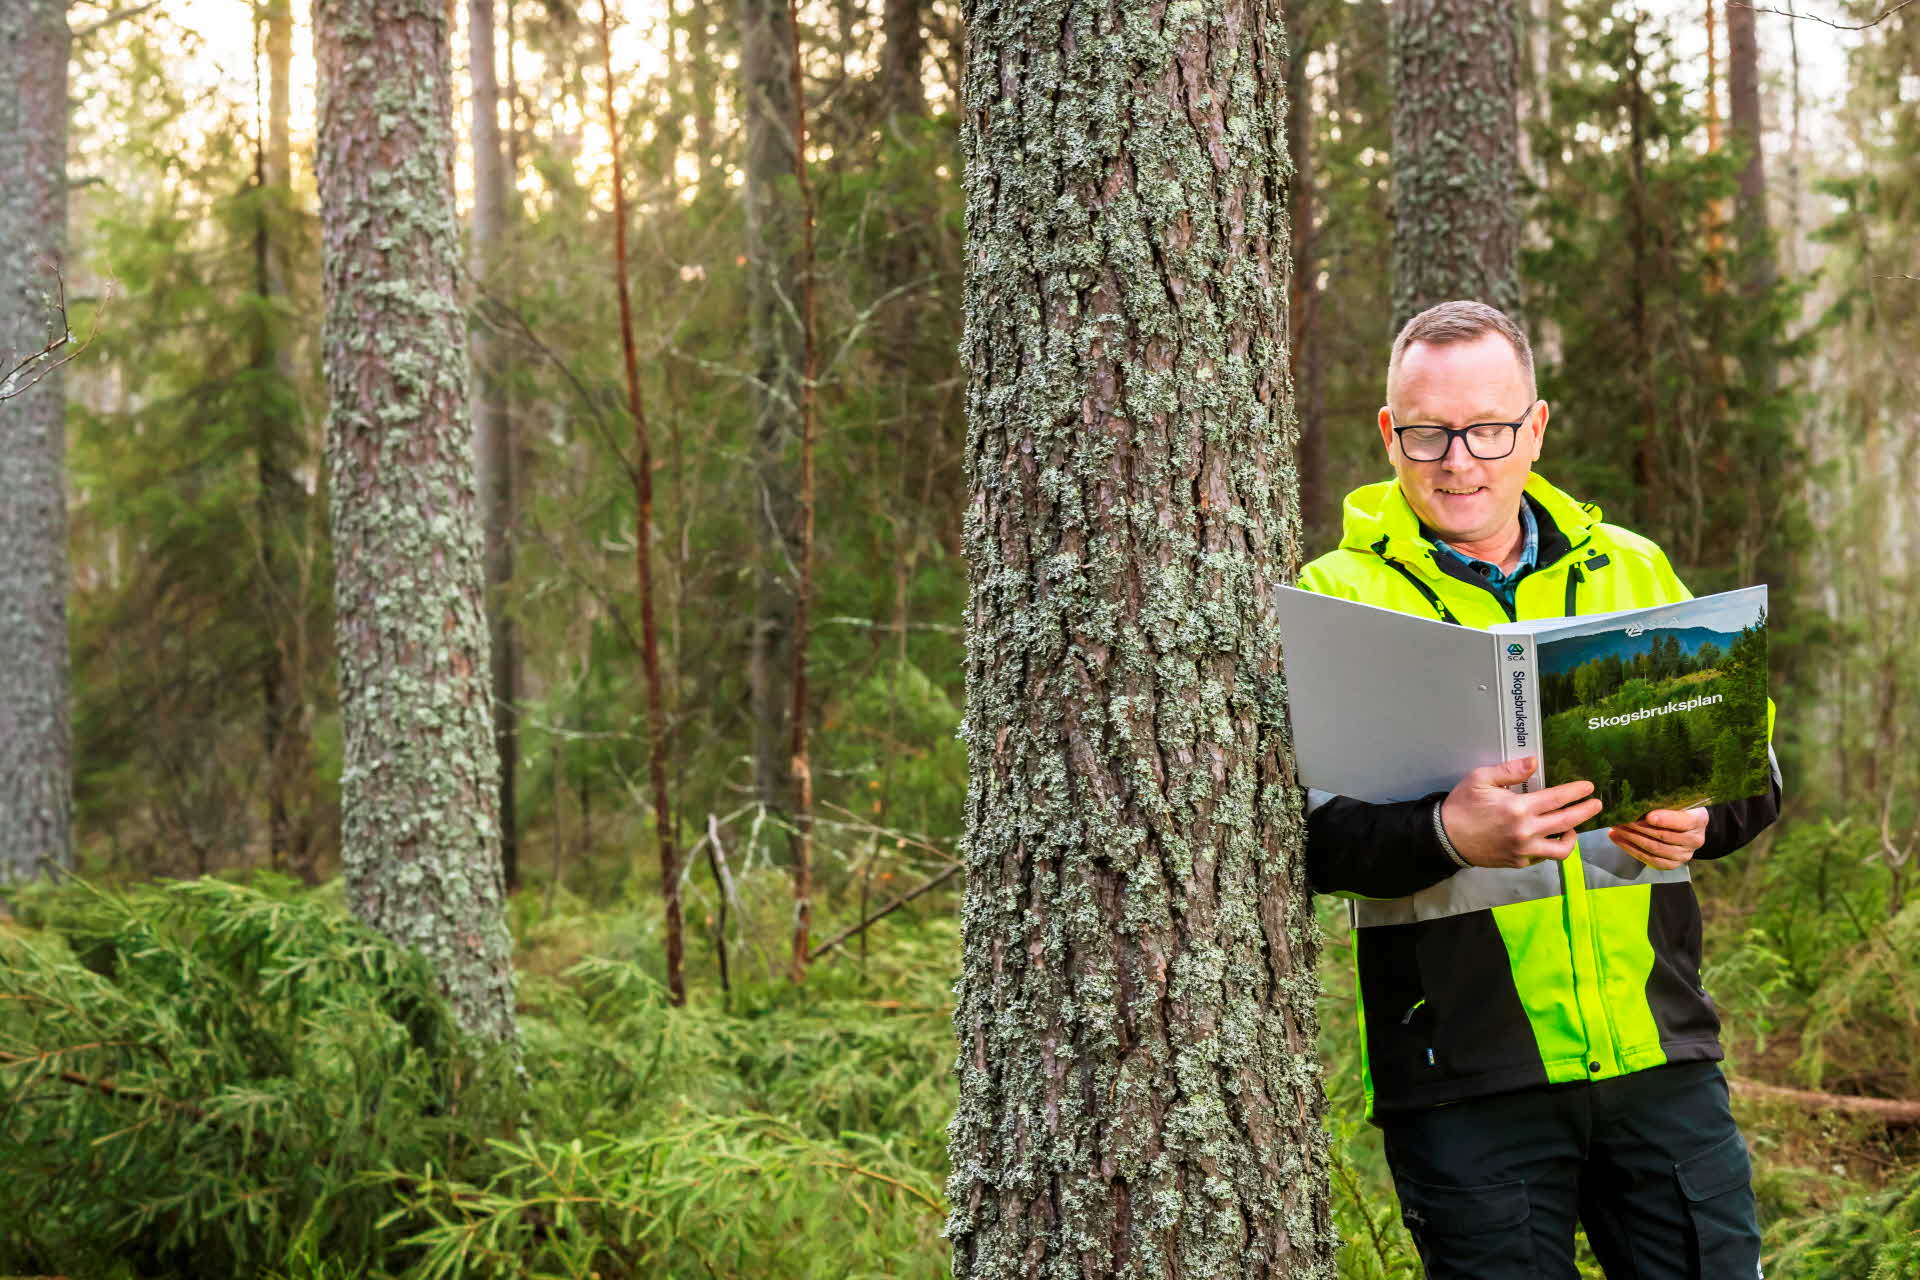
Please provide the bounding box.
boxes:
[947,0,1333,1272]
[1390,0,1522,327]
[314,0,517,1043]
[0,0,73,884]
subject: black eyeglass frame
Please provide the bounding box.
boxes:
[1390,399,1543,462]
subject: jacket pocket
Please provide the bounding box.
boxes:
[1394,1174,1535,1279]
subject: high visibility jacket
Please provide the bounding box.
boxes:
[1298,473,1779,1119]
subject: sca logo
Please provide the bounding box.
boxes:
[1505,642,1526,660]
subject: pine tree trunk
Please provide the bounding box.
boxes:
[314,0,517,1044]
[881,0,927,119]
[257,0,318,880]
[1390,0,1521,327]
[0,0,73,884]
[740,0,803,832]
[947,0,1333,1272]
[1287,0,1326,536]
[470,0,521,892]
[1724,0,1776,390]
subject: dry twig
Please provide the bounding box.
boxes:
[1731,0,1915,29]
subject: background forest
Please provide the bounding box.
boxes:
[2,0,1918,1275]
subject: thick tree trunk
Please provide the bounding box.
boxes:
[0,0,73,884]
[314,0,517,1044]
[740,0,804,832]
[947,0,1333,1273]
[470,0,521,891]
[1390,0,1522,327]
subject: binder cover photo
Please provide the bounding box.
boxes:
[1535,591,1770,829]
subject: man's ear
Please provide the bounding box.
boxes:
[1377,405,1396,457]
[1530,400,1549,462]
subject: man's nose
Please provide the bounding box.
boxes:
[1439,433,1475,467]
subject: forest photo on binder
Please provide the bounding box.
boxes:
[1274,585,1771,833]
[1536,593,1770,829]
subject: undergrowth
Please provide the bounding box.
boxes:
[2,863,1913,1277]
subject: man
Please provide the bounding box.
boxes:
[1299,301,1780,1279]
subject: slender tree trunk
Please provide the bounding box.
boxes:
[782,0,818,982]
[740,0,803,840]
[256,0,317,880]
[1390,0,1522,327]
[1286,0,1325,535]
[470,0,521,891]
[1725,0,1776,391]
[947,0,1333,1272]
[880,0,927,119]
[0,0,73,885]
[688,0,723,198]
[599,0,685,1006]
[313,0,517,1044]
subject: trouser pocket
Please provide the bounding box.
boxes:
[1394,1173,1536,1279]
[1675,1131,1761,1277]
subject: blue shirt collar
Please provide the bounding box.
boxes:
[1428,501,1538,603]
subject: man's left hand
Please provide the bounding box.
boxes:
[1608,808,1709,870]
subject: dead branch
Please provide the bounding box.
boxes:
[1731,0,1915,29]
[808,863,961,963]
[0,269,111,402]
[1730,1076,1920,1125]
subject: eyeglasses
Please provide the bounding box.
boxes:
[1391,400,1541,462]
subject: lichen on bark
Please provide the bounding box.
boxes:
[313,0,517,1044]
[1389,0,1522,328]
[0,0,74,885]
[947,0,1334,1274]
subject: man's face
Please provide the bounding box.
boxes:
[1377,332,1546,547]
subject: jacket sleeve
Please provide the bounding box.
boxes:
[1696,746,1782,861]
[1305,788,1462,897]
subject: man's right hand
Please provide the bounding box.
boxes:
[1439,756,1601,869]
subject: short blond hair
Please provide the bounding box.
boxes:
[1389,300,1536,399]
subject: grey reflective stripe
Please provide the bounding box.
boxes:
[1579,829,1694,891]
[1769,745,1783,790]
[1350,828,1690,927]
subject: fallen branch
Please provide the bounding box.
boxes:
[1730,1076,1920,1125]
[808,864,961,963]
[1731,0,1915,29]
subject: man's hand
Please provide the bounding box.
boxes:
[1439,756,1603,870]
[1608,808,1709,870]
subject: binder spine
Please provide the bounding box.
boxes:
[1494,636,1544,793]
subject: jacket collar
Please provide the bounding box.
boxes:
[1336,472,1601,573]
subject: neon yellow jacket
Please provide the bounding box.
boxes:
[1300,473,1778,1117]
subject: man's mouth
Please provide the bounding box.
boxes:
[1435,486,1484,496]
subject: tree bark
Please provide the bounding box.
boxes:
[0,0,73,884]
[1390,0,1522,328]
[470,0,521,892]
[1725,0,1777,389]
[947,0,1333,1272]
[1286,0,1325,535]
[880,0,927,119]
[740,0,804,835]
[256,0,318,880]
[314,0,517,1044]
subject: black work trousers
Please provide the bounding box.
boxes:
[1378,1061,1762,1279]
